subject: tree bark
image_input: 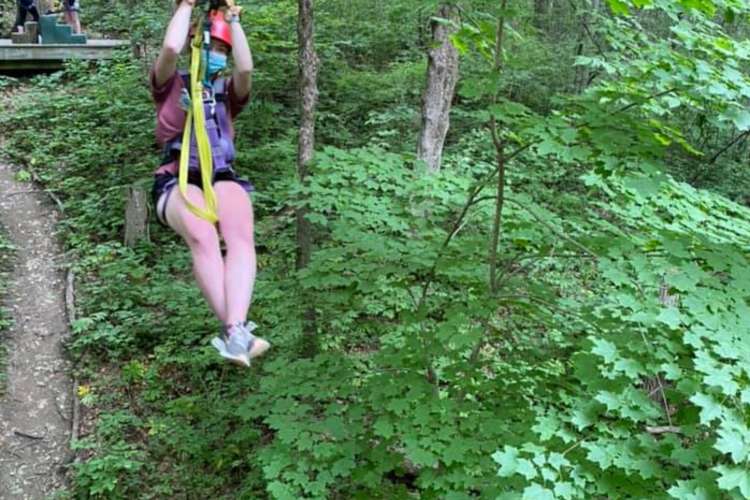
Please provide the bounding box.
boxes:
[488,0,507,294]
[296,0,319,353]
[296,0,318,272]
[533,0,548,29]
[417,3,459,174]
[124,185,149,247]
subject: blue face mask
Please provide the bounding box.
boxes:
[207,51,227,76]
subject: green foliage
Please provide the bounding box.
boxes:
[72,438,146,499]
[448,0,750,497]
[322,61,426,148]
[3,0,750,497]
[492,170,750,498]
[0,75,19,91]
[81,0,173,45]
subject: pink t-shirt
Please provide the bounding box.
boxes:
[150,68,249,175]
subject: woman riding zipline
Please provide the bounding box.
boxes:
[151,0,269,367]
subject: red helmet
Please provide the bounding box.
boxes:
[208,10,232,49]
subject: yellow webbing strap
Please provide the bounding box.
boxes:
[178,33,219,223]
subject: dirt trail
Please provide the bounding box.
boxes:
[0,161,72,499]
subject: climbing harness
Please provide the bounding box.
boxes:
[177,0,237,223]
[167,73,236,173]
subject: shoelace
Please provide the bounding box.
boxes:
[225,322,255,350]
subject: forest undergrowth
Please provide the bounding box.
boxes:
[1,0,750,498]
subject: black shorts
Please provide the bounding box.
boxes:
[14,2,39,28]
[151,169,254,227]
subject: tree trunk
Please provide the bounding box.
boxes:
[296,0,319,353]
[296,0,318,271]
[488,0,507,294]
[124,185,149,247]
[417,3,459,174]
[638,279,679,419]
[533,0,548,29]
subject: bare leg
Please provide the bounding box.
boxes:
[13,4,27,33]
[215,181,256,326]
[162,185,227,322]
[71,11,81,34]
[63,10,81,34]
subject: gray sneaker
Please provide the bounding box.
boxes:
[242,321,271,360]
[211,321,270,367]
[211,325,251,367]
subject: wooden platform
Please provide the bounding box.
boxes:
[0,39,130,71]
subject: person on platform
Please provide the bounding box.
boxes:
[12,0,40,34]
[62,0,81,34]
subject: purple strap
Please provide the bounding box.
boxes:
[165,73,236,173]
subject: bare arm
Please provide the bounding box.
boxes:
[228,9,253,101]
[153,0,196,88]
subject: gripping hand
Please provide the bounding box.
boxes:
[223,4,242,22]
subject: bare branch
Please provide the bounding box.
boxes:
[646,426,682,435]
